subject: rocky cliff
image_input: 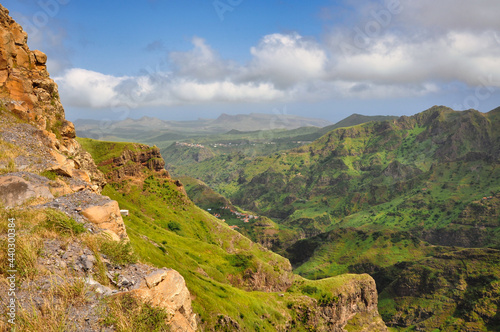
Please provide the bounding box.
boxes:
[288,275,388,332]
[0,4,104,190]
[107,144,169,181]
[0,5,196,331]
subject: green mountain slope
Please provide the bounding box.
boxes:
[77,137,387,331]
[290,114,398,142]
[379,248,500,331]
[224,107,500,246]
[159,106,500,330]
[163,113,400,198]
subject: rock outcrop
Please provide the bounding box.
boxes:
[0,174,53,207]
[0,8,196,332]
[129,269,197,332]
[289,275,387,332]
[81,200,128,241]
[0,4,105,191]
[0,4,65,137]
[105,145,169,182]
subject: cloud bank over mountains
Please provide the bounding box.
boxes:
[55,0,500,110]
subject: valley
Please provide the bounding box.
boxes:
[82,106,500,331]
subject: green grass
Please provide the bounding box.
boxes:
[378,249,500,331]
[40,208,86,236]
[77,137,154,166]
[99,238,137,266]
[80,138,380,330]
[288,229,438,280]
[101,293,170,332]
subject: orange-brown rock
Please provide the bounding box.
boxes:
[80,200,128,241]
[129,269,197,332]
[0,5,58,128]
[0,4,106,191]
[105,145,168,182]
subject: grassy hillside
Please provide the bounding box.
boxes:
[286,229,442,280]
[162,114,398,197]
[290,114,398,142]
[216,107,500,246]
[380,248,500,331]
[78,137,384,331]
[156,106,500,330]
[179,176,301,255]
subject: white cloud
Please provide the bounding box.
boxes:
[56,67,285,109]
[55,69,127,108]
[330,31,500,87]
[397,0,500,32]
[246,33,328,88]
[169,37,236,81]
[56,1,500,110]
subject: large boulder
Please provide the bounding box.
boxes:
[0,175,53,207]
[129,269,197,332]
[80,200,128,241]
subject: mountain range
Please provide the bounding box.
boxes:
[162,105,500,331]
[74,113,332,142]
[1,3,500,331]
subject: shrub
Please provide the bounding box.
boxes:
[167,221,181,232]
[102,293,170,332]
[40,170,59,180]
[100,239,137,266]
[227,253,253,270]
[301,285,319,295]
[42,209,86,236]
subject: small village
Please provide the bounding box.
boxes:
[175,142,205,148]
[207,206,259,230]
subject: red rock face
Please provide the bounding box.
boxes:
[0,4,72,139]
[0,5,106,190]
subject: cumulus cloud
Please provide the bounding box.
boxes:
[56,0,500,109]
[330,31,500,87]
[169,37,237,81]
[55,69,127,108]
[56,67,285,109]
[396,0,500,32]
[245,33,328,88]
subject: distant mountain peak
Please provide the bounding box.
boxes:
[217,113,232,121]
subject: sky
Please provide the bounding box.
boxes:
[5,0,500,123]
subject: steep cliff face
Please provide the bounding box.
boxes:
[0,4,65,137]
[108,145,169,181]
[0,4,105,190]
[288,275,387,332]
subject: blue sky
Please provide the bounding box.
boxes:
[6,0,500,122]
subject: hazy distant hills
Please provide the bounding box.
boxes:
[74,112,332,142]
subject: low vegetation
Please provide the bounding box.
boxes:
[80,138,384,330]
